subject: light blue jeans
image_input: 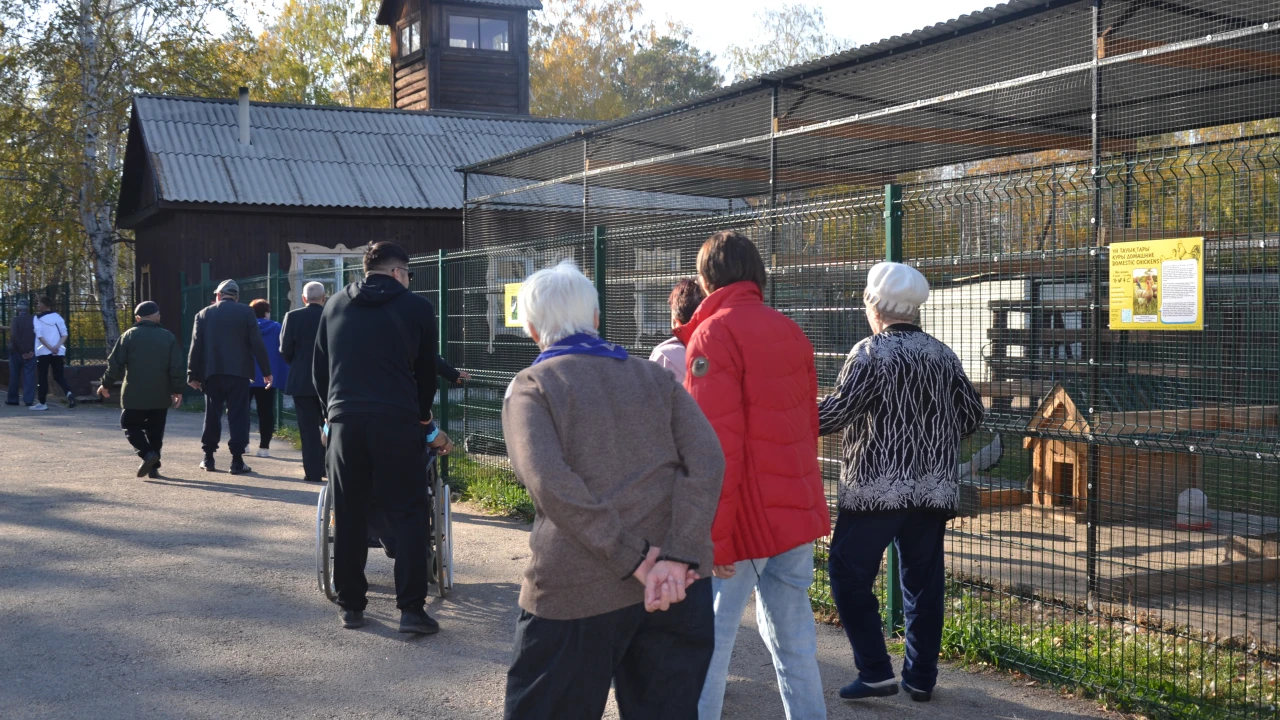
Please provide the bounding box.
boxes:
[698,542,826,720]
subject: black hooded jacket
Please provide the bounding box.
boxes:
[313,273,438,424]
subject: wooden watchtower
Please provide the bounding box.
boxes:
[376,0,537,114]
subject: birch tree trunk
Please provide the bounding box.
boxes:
[78,0,121,350]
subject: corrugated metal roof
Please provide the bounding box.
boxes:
[129,95,589,211]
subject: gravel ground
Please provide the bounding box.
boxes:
[0,402,1118,719]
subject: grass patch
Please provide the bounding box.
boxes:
[938,591,1278,720]
[445,453,535,521]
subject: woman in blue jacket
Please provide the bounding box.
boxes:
[249,299,290,457]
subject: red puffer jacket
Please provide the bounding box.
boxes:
[675,281,830,565]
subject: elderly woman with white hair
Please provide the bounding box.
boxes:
[501,260,725,720]
[818,262,984,704]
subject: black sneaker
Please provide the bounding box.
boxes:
[200,453,216,472]
[148,467,160,479]
[340,610,364,629]
[839,678,899,700]
[901,680,932,702]
[137,452,160,478]
[65,392,76,408]
[398,607,439,635]
[229,457,251,475]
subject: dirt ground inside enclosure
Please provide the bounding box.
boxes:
[0,402,1124,720]
[948,509,1280,648]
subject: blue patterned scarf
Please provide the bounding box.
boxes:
[533,333,629,366]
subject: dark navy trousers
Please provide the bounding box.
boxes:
[828,508,949,691]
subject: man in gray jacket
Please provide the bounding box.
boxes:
[187,280,272,475]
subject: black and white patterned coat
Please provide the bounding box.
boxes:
[818,325,985,513]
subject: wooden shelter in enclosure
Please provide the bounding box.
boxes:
[115,0,587,336]
[1025,382,1278,523]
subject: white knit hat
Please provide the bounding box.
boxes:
[863,262,929,319]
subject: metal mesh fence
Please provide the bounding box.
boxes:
[441,2,1280,716]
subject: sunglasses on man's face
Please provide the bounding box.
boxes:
[394,267,415,282]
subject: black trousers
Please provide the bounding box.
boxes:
[121,408,168,459]
[36,355,72,404]
[292,395,326,481]
[828,509,948,692]
[329,415,430,612]
[250,386,276,448]
[504,580,715,720]
[201,374,251,456]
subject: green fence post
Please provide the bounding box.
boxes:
[437,251,450,478]
[200,263,212,298]
[593,226,607,341]
[883,183,905,637]
[266,253,285,428]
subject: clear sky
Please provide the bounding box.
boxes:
[640,0,997,76]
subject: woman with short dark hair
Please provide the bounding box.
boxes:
[680,231,830,720]
[248,298,289,457]
[648,278,704,382]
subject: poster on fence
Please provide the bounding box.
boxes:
[504,283,523,328]
[1108,237,1204,331]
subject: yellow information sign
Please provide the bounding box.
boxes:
[1108,237,1203,331]
[504,283,523,328]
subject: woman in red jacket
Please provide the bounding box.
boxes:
[678,231,830,720]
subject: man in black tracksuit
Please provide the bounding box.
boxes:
[314,241,452,635]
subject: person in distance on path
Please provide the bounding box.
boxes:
[818,262,984,703]
[97,302,185,478]
[187,279,272,475]
[31,295,76,411]
[6,299,37,407]
[247,299,289,458]
[501,260,725,720]
[313,241,452,635]
[279,281,327,483]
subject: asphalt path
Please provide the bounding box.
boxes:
[0,402,1116,719]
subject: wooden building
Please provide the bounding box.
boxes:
[378,0,536,114]
[116,0,586,336]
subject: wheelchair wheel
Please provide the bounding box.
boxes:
[315,482,337,602]
[431,458,452,598]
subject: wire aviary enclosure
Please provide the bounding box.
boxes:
[431,1,1280,715]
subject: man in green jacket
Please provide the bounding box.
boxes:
[97,302,185,478]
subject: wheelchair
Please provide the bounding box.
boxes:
[316,453,454,602]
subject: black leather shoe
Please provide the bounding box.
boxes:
[839,678,899,700]
[229,457,251,475]
[340,610,364,629]
[200,453,216,472]
[148,467,160,479]
[902,680,932,702]
[137,452,160,478]
[398,607,439,635]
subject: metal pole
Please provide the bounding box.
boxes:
[768,84,779,307]
[266,252,284,426]
[883,182,905,636]
[1086,0,1104,608]
[437,249,450,477]
[593,226,607,342]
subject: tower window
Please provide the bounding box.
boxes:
[449,15,509,51]
[399,18,421,57]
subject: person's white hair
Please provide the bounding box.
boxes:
[518,260,598,347]
[302,281,327,303]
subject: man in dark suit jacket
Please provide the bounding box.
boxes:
[280,281,327,483]
[187,279,272,475]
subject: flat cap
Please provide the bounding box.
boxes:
[215,279,239,297]
[134,301,160,317]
